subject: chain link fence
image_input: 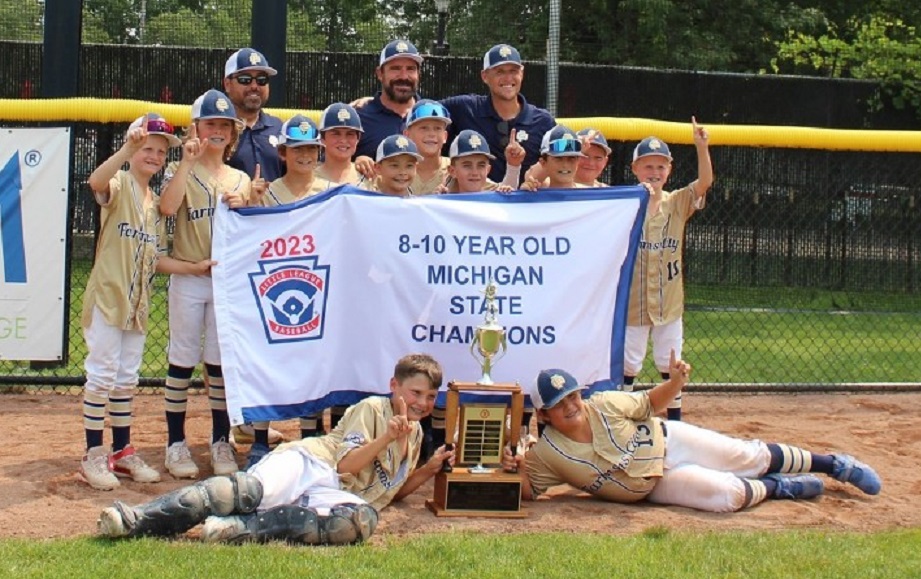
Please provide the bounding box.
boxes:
[1,1,919,391]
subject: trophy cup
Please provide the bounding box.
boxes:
[426,281,527,518]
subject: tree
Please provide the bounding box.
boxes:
[0,0,44,42]
[773,15,921,119]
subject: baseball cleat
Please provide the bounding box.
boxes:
[831,454,882,495]
[210,439,239,475]
[165,441,199,479]
[112,445,161,483]
[244,443,271,470]
[80,446,120,491]
[764,473,824,500]
[97,502,131,538]
[230,424,285,446]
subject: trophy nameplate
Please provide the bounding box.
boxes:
[426,281,526,518]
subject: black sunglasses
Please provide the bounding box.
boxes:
[235,74,270,86]
[497,120,510,148]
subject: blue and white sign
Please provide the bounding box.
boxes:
[0,128,69,360]
[212,186,647,425]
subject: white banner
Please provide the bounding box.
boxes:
[213,186,647,425]
[0,128,70,361]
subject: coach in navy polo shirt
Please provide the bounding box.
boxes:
[222,47,284,181]
[441,44,556,184]
[355,40,423,160]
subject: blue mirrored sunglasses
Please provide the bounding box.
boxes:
[409,102,450,123]
[546,138,582,154]
[284,124,320,142]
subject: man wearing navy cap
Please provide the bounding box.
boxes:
[441,44,556,185]
[355,40,424,160]
[223,47,284,181]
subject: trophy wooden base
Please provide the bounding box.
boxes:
[425,469,527,518]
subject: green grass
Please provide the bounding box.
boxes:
[2,264,919,387]
[1,530,919,578]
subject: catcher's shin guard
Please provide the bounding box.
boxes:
[98,472,262,538]
[201,502,379,545]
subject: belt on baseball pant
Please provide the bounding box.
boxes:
[661,421,668,438]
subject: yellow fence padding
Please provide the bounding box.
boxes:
[2,98,921,152]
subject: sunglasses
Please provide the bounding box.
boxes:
[545,138,582,154]
[497,120,510,148]
[235,74,270,86]
[408,102,450,124]
[284,123,320,142]
[145,119,175,135]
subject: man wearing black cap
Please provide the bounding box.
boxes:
[442,44,556,185]
[223,47,284,181]
[355,40,424,160]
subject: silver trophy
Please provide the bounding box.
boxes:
[470,281,508,385]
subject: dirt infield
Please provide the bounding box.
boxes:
[2,391,918,541]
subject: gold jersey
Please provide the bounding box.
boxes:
[280,396,423,511]
[81,170,166,332]
[526,391,666,502]
[315,163,364,187]
[410,156,450,195]
[260,176,337,207]
[627,185,704,326]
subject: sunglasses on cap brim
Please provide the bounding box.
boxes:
[284,124,320,142]
[545,138,582,154]
[409,103,450,124]
[145,119,175,135]
[235,74,270,86]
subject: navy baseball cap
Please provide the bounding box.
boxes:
[405,99,451,129]
[578,128,612,155]
[540,125,584,157]
[319,102,364,133]
[633,137,673,162]
[483,44,523,70]
[379,39,423,67]
[449,130,495,160]
[376,134,423,162]
[224,47,278,78]
[531,369,587,410]
[127,113,181,148]
[191,89,243,129]
[278,115,322,148]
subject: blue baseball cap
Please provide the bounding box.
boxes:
[376,134,423,163]
[278,115,322,148]
[319,102,364,133]
[540,125,584,157]
[633,137,672,162]
[483,44,523,71]
[577,128,612,155]
[224,47,278,78]
[191,89,243,129]
[531,369,587,410]
[379,39,423,67]
[449,130,495,160]
[404,99,451,129]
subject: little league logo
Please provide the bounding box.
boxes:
[249,256,330,343]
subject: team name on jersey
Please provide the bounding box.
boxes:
[639,237,679,252]
[584,423,656,492]
[187,206,215,221]
[372,457,400,489]
[117,222,158,244]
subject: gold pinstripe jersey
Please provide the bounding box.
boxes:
[164,161,251,263]
[627,185,705,326]
[315,163,363,186]
[279,396,423,510]
[259,176,337,207]
[526,391,666,502]
[81,170,166,332]
[410,156,450,195]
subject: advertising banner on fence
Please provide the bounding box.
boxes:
[0,128,70,361]
[212,186,647,425]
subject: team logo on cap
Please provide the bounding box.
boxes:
[499,45,512,58]
[249,52,262,65]
[561,132,575,141]
[216,98,230,112]
[550,374,566,390]
[648,139,663,151]
[337,108,351,122]
[469,134,482,148]
[249,256,330,344]
[395,136,409,149]
[396,41,409,53]
[298,121,310,133]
